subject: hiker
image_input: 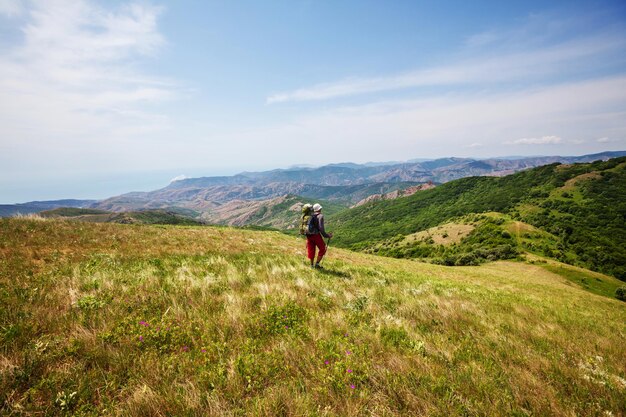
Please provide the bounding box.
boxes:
[306,203,333,269]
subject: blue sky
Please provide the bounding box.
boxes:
[1,0,625,203]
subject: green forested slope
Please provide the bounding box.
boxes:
[330,157,626,280]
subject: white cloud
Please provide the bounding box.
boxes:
[169,174,187,183]
[0,0,24,17]
[466,143,483,148]
[597,137,611,143]
[0,0,176,150]
[233,76,626,166]
[508,136,563,145]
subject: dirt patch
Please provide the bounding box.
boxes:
[562,172,601,190]
[405,223,475,246]
[507,221,538,236]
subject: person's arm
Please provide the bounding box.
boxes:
[318,214,331,238]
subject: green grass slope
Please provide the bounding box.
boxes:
[368,213,545,263]
[40,208,204,226]
[330,157,626,280]
[1,219,625,416]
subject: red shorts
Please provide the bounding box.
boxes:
[306,234,327,261]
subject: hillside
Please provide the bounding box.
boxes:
[331,157,626,281]
[91,182,420,213]
[0,199,96,218]
[196,195,346,230]
[1,219,625,416]
[39,208,204,226]
[351,182,436,207]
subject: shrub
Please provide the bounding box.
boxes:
[76,295,105,311]
[616,286,626,302]
[259,302,309,337]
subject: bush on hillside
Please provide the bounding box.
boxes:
[616,286,626,302]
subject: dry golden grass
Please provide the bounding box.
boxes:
[0,218,625,416]
[562,171,602,190]
[403,222,475,246]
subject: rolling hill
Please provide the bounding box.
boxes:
[39,208,204,226]
[194,195,346,230]
[0,199,96,218]
[330,157,626,281]
[0,218,624,415]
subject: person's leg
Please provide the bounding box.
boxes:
[306,235,316,266]
[314,235,327,266]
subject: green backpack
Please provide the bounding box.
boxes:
[299,204,313,235]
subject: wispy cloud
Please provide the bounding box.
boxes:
[0,0,24,17]
[0,0,177,152]
[596,137,616,143]
[267,19,626,104]
[242,76,626,166]
[507,136,562,145]
[169,174,187,183]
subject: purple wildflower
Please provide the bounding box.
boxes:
[324,360,329,365]
[201,349,207,353]
[139,335,143,342]
[347,369,353,373]
[346,350,352,355]
[182,346,189,352]
[350,384,355,389]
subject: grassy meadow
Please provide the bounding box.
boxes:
[1,218,625,416]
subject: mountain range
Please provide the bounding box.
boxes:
[90,151,626,219]
[2,151,625,223]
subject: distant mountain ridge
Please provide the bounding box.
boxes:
[352,182,436,207]
[2,151,624,220]
[166,151,626,189]
[90,151,626,215]
[0,199,96,217]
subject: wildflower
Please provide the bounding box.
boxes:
[324,360,329,365]
[139,320,149,327]
[285,325,289,329]
[346,350,352,355]
[139,336,143,342]
[182,346,189,352]
[347,369,352,373]
[350,384,355,389]
[201,349,207,353]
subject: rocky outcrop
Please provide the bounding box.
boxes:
[352,182,436,208]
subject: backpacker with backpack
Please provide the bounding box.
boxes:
[299,204,319,235]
